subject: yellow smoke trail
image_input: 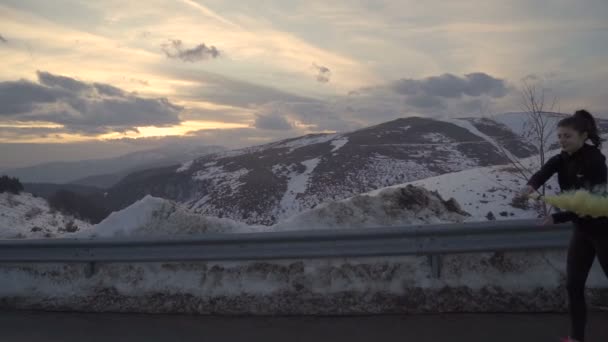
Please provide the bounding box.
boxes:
[529,190,608,218]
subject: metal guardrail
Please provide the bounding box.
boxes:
[0,219,573,278]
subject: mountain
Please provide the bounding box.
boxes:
[3,144,225,187]
[102,115,545,225]
[22,183,104,199]
[76,133,608,239]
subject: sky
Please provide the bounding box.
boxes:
[1,0,608,168]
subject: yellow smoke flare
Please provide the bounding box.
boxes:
[529,190,608,218]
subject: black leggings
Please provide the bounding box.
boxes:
[566,229,608,341]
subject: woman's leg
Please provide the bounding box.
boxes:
[566,229,597,341]
[591,233,608,277]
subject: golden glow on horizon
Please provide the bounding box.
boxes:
[0,133,97,144]
[97,120,251,140]
[0,120,251,143]
[0,121,64,128]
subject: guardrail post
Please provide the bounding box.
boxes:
[84,262,97,278]
[428,255,442,278]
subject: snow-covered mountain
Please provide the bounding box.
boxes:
[3,143,225,187]
[70,141,599,240]
[104,115,544,225]
[5,112,607,234]
[0,191,92,239]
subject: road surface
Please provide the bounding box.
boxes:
[1,310,607,341]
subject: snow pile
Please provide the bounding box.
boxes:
[72,195,259,238]
[274,185,468,231]
[0,192,92,239]
[70,184,467,238]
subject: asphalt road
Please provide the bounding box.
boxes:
[1,310,607,342]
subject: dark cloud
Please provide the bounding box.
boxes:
[0,80,67,115]
[37,71,91,93]
[161,39,220,62]
[93,83,126,97]
[312,63,331,83]
[253,113,294,130]
[0,34,7,43]
[463,73,507,97]
[392,72,508,99]
[0,71,182,134]
[384,72,509,113]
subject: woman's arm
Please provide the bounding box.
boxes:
[586,152,607,192]
[527,154,561,190]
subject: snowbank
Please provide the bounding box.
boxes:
[66,184,468,238]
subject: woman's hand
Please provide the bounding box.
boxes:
[513,185,535,201]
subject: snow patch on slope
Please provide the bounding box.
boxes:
[330,137,349,153]
[0,192,93,239]
[276,158,322,220]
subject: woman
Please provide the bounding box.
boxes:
[516,110,608,342]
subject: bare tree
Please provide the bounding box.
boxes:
[520,79,559,168]
[492,79,559,216]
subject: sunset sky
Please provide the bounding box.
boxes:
[1,0,607,168]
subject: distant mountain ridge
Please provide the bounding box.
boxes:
[4,144,225,187]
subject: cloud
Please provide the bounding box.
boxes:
[0,34,7,43]
[37,71,90,93]
[256,101,363,132]
[161,39,220,62]
[312,63,331,83]
[378,72,510,114]
[172,69,320,107]
[253,113,294,130]
[0,126,66,141]
[404,94,445,109]
[0,81,56,115]
[93,83,126,97]
[391,73,508,99]
[0,71,182,134]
